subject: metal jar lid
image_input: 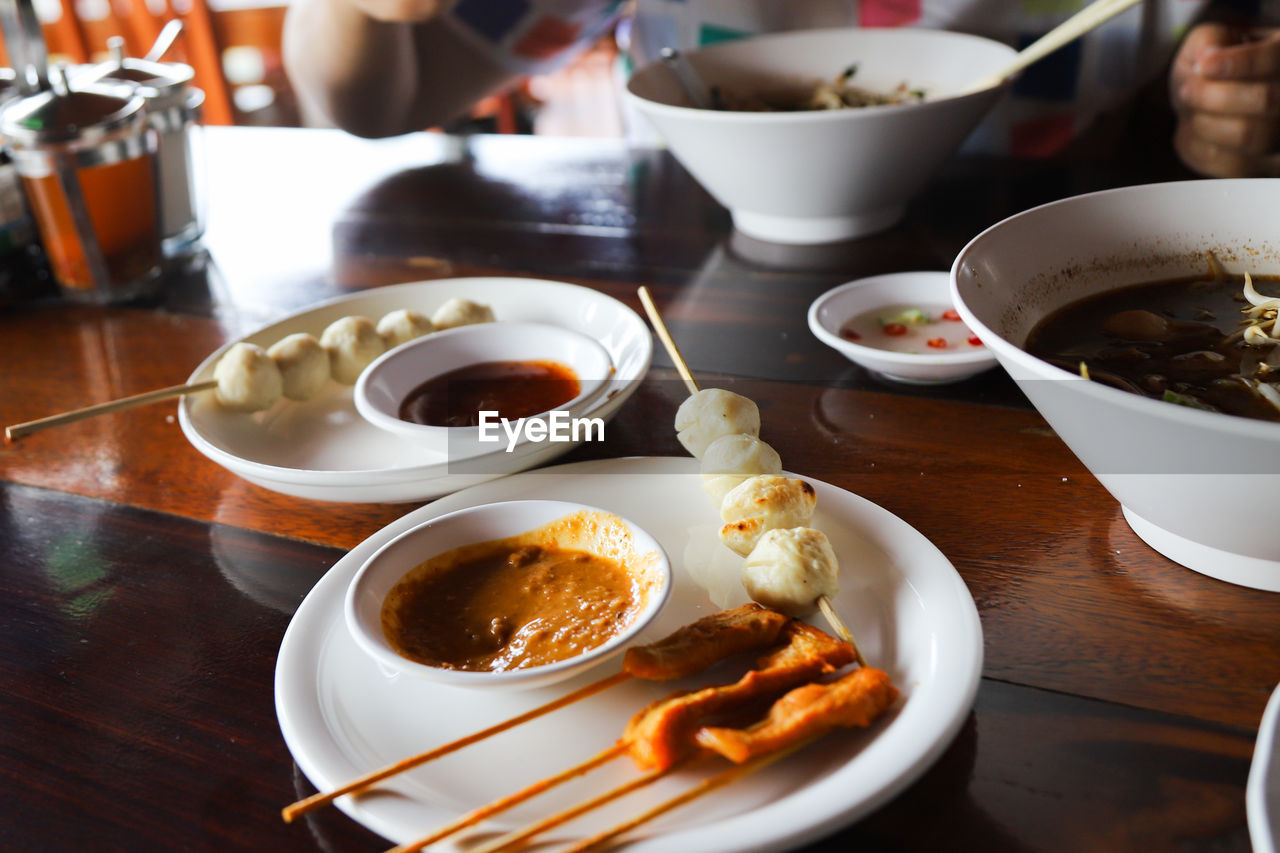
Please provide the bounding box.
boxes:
[0,77,153,174]
[76,36,195,110]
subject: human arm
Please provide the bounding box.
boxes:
[281,0,516,137]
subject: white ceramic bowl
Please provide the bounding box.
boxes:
[809,271,996,384]
[354,321,613,458]
[345,499,673,690]
[952,178,1280,592]
[625,28,1016,245]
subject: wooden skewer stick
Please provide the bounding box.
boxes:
[5,379,217,442]
[638,286,698,395]
[561,738,817,853]
[636,285,865,667]
[386,743,629,853]
[282,670,632,823]
[466,756,693,853]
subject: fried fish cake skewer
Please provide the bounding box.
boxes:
[483,655,898,853]
[387,617,854,853]
[281,604,789,823]
[623,620,856,772]
[697,664,899,763]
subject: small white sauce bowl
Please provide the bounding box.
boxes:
[808,271,997,385]
[344,499,673,690]
[354,322,613,457]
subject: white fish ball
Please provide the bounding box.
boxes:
[674,388,760,458]
[320,315,385,385]
[431,298,495,330]
[213,342,283,413]
[719,475,817,557]
[699,434,783,505]
[268,333,330,401]
[377,309,435,349]
[742,527,839,617]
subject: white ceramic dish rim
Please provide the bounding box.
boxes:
[275,456,984,852]
[177,278,653,489]
[948,181,1280,445]
[624,27,1016,120]
[809,271,998,370]
[1249,680,1280,853]
[344,498,673,689]
[354,321,615,447]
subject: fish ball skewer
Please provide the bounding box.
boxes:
[637,284,858,657]
[675,388,760,458]
[268,333,330,401]
[377,309,435,349]
[700,433,783,506]
[213,342,283,412]
[320,315,386,385]
[432,297,495,330]
[719,475,817,557]
[742,527,839,618]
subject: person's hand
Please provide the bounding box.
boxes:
[348,0,452,23]
[1172,22,1280,177]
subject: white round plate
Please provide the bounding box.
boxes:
[178,278,651,502]
[1250,681,1280,853]
[275,456,983,851]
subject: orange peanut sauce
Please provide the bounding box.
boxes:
[380,511,661,672]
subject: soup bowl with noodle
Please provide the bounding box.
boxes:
[952,179,1280,592]
[625,27,1017,245]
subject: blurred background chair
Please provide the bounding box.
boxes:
[0,0,299,126]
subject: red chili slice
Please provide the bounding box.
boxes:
[883,323,908,336]
[927,337,947,349]
[967,335,983,347]
[942,309,962,321]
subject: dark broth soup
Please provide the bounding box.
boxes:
[1026,273,1280,423]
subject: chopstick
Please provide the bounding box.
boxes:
[281,670,632,823]
[958,0,1143,95]
[4,379,217,442]
[636,286,865,667]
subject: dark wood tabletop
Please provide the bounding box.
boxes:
[2,105,1278,853]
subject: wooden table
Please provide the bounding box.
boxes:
[2,120,1277,853]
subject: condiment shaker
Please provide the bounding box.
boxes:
[82,38,205,255]
[0,71,163,303]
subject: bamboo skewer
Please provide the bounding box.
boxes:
[561,738,816,853]
[281,670,632,823]
[637,287,698,395]
[636,286,866,668]
[4,379,217,442]
[386,743,630,853]
[467,758,692,853]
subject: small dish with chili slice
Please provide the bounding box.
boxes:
[344,499,672,690]
[354,322,613,457]
[808,271,997,385]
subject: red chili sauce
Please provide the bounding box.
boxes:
[398,359,580,427]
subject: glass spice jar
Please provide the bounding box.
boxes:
[0,73,163,304]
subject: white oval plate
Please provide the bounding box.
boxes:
[274,456,983,851]
[178,278,652,503]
